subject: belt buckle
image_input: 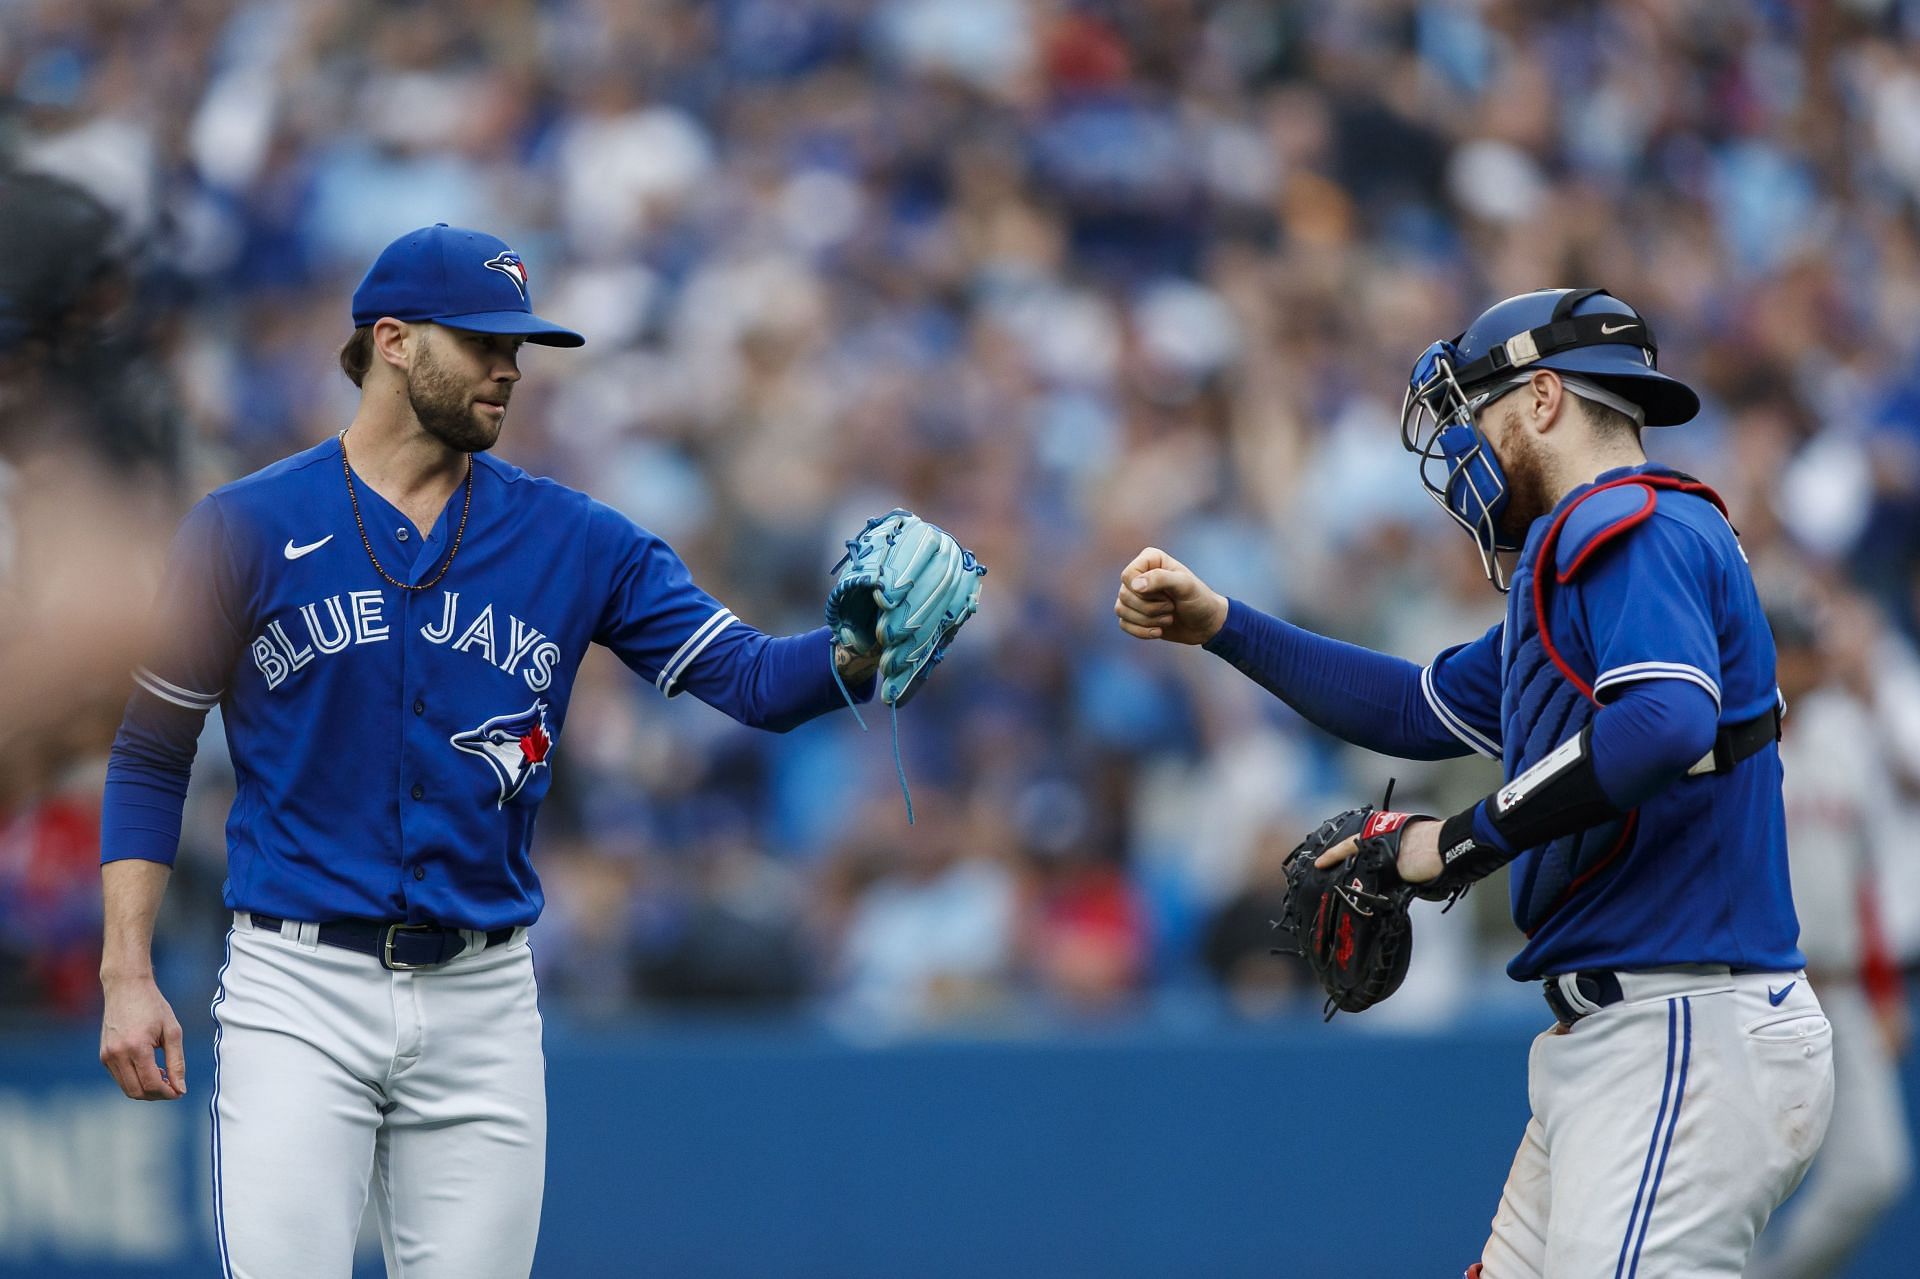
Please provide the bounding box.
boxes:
[383,922,439,971]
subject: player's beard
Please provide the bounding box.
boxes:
[407,339,503,454]
[1488,411,1554,544]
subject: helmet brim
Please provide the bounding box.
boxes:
[1606,371,1699,427]
[1567,365,1699,426]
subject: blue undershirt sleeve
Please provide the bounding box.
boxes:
[1200,598,1486,761]
[1589,678,1719,808]
[102,718,205,865]
[102,496,249,865]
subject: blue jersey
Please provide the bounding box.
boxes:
[1423,463,1800,980]
[101,436,855,930]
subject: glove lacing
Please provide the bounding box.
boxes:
[831,654,915,825]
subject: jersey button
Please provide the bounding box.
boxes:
[413,698,425,716]
[412,865,426,881]
[397,527,410,542]
[411,783,424,800]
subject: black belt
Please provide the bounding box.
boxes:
[1687,703,1782,776]
[248,914,515,971]
[1542,970,1625,1026]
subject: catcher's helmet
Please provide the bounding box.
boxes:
[1399,288,1700,589]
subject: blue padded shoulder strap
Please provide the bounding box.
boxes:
[1552,482,1659,583]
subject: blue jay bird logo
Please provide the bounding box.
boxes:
[451,701,554,807]
[483,249,529,298]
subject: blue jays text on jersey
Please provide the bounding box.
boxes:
[1421,462,1801,980]
[245,587,563,692]
[101,436,859,930]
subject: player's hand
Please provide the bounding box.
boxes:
[834,641,881,683]
[1315,818,1443,884]
[1115,547,1229,645]
[99,974,186,1101]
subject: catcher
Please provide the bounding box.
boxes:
[1116,290,1830,1278]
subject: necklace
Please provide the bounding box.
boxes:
[338,429,473,592]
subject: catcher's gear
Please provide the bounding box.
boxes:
[826,509,985,707]
[1273,805,1427,1020]
[1400,288,1698,589]
[825,509,985,822]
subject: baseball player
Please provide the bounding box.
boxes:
[1747,598,1911,1277]
[1116,289,1834,1277]
[94,224,978,1277]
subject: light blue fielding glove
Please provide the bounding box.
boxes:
[826,509,986,707]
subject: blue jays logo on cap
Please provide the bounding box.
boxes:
[484,250,529,299]
[452,701,555,807]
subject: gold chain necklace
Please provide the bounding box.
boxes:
[338,429,473,592]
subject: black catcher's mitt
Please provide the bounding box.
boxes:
[1272,805,1423,1020]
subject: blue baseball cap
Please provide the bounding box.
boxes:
[351,223,584,347]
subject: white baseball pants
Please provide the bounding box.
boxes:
[210,913,547,1278]
[1480,967,1833,1278]
[1746,978,1912,1277]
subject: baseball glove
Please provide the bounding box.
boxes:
[826,509,986,707]
[1272,805,1423,1020]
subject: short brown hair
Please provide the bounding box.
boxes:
[339,325,374,387]
[1577,393,1641,440]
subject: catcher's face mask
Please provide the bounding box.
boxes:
[1400,339,1528,591]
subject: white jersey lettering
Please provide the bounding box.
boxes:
[300,595,352,655]
[525,642,560,692]
[452,603,497,665]
[420,591,459,644]
[266,620,313,673]
[350,590,389,644]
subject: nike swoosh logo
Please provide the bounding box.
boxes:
[1600,321,1633,335]
[1768,981,1796,1006]
[284,535,334,560]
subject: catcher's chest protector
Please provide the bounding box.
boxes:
[1498,470,1727,933]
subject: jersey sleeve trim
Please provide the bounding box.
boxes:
[1593,662,1722,712]
[133,667,223,710]
[1421,663,1501,759]
[657,607,736,696]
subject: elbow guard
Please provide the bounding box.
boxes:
[1431,724,1625,896]
[1486,724,1623,850]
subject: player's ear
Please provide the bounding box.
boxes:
[1528,370,1565,434]
[369,317,414,376]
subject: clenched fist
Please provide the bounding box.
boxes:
[1114,547,1229,646]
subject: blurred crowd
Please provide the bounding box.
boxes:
[8,0,1920,1035]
